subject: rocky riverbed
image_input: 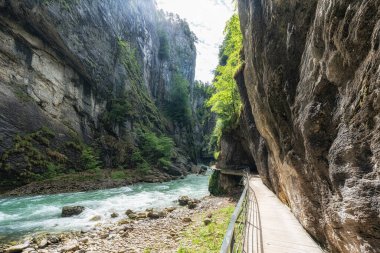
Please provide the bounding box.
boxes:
[1,196,234,253]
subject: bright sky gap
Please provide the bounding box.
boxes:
[156,0,234,83]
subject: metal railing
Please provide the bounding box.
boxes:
[220,173,263,253]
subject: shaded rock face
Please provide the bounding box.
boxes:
[233,0,380,252]
[0,0,198,188]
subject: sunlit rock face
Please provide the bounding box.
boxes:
[235,0,380,252]
[0,0,197,187]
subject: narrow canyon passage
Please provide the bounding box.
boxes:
[0,0,379,252]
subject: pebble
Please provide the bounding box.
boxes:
[8,197,232,253]
[182,217,192,223]
[60,239,79,252]
[38,239,48,249]
[5,242,29,253]
[204,218,212,225]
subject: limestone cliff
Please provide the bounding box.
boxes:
[220,0,380,252]
[0,0,200,190]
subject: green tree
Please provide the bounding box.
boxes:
[207,14,243,147]
[158,30,170,60]
[139,130,174,166]
[81,146,101,171]
[166,73,192,126]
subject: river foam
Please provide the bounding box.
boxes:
[0,173,210,241]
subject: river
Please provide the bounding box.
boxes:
[0,173,210,242]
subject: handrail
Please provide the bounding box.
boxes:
[248,179,264,253]
[220,169,252,253]
[220,185,248,253]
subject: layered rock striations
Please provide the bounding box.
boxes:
[227,0,380,252]
[0,0,201,190]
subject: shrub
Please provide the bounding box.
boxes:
[158,157,171,168]
[81,146,101,171]
[45,163,61,178]
[207,14,243,149]
[208,170,225,196]
[65,141,82,151]
[111,170,126,180]
[137,161,150,175]
[139,130,174,166]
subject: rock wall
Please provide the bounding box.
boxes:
[233,0,380,252]
[0,0,199,189]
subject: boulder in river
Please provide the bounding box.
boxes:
[178,196,190,206]
[110,212,119,218]
[125,209,134,215]
[61,206,85,217]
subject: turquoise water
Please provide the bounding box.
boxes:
[0,173,210,242]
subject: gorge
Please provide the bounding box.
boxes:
[0,0,379,252]
[0,0,214,194]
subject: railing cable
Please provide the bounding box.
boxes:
[220,169,263,253]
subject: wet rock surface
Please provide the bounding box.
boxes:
[232,0,380,252]
[61,206,85,217]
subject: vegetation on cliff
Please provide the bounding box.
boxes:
[207,14,243,153]
[0,0,206,191]
[165,73,192,126]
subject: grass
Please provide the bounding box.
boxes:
[110,170,133,181]
[177,204,235,252]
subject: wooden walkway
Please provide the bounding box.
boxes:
[245,177,325,253]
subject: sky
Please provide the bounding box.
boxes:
[156,0,235,83]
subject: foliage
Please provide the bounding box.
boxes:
[45,163,62,179]
[207,14,243,147]
[131,149,150,175]
[165,73,192,126]
[158,30,170,60]
[0,127,64,187]
[138,130,174,167]
[65,141,82,151]
[80,146,101,172]
[193,81,215,122]
[102,94,133,125]
[178,205,235,252]
[104,38,162,129]
[118,38,142,83]
[111,170,128,180]
[208,170,225,196]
